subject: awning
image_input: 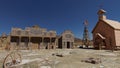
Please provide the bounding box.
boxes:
[96,33,106,39]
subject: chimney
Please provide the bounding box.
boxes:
[97,9,106,20]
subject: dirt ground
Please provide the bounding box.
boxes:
[0,49,120,68]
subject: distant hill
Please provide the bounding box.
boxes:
[74,37,82,42]
[74,38,83,46]
[74,37,93,46]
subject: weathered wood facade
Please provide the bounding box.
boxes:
[92,9,120,50]
[0,25,75,50]
[10,25,57,50]
[58,30,74,49]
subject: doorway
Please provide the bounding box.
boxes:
[67,42,70,48]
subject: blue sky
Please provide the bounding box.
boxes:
[0,0,120,39]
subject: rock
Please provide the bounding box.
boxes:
[81,57,101,64]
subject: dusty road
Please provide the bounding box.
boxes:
[0,49,120,68]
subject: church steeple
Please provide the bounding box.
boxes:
[97,9,106,20]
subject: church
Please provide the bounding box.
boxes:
[92,9,120,50]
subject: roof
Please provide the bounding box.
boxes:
[103,19,120,30]
[92,9,120,33]
[96,33,105,39]
[97,9,106,15]
[92,19,120,33]
[1,33,7,37]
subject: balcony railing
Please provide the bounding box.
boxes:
[11,32,56,37]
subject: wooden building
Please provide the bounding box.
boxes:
[58,30,74,49]
[8,25,75,50]
[10,25,57,49]
[0,33,9,50]
[92,9,120,50]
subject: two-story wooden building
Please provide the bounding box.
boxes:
[10,25,57,49]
